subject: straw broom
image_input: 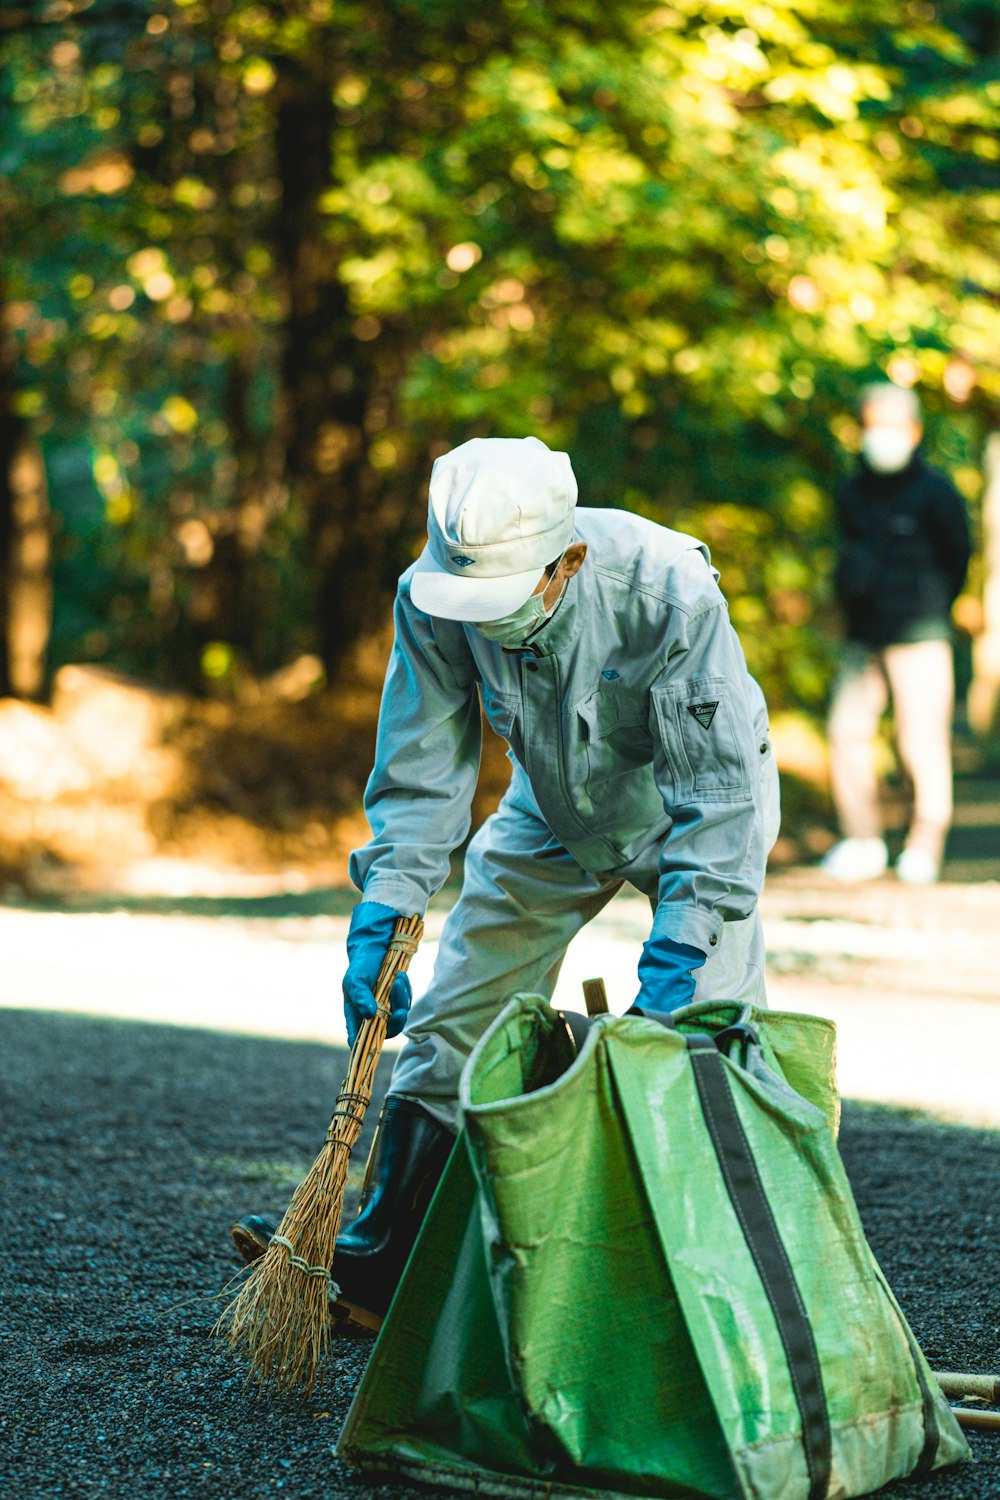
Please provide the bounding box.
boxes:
[217,913,424,1395]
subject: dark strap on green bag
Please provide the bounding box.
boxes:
[870,1260,939,1476]
[686,1034,833,1500]
[902,1323,940,1476]
[569,1006,938,1488]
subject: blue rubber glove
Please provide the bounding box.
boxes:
[343,901,413,1048]
[631,935,707,1016]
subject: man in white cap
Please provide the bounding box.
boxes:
[233,435,780,1326]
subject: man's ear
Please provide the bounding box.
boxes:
[562,541,588,578]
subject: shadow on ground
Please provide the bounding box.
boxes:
[2,885,365,920]
[2,1008,998,1500]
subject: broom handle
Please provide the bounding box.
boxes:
[325,913,424,1156]
[934,1371,1000,1403]
[952,1408,1000,1432]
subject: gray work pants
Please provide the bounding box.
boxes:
[389,756,781,1129]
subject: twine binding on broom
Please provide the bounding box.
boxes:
[269,1236,331,1280]
[215,912,424,1395]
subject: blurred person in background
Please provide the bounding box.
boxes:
[822,382,971,886]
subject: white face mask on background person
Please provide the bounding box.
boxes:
[861,425,916,474]
[474,558,567,648]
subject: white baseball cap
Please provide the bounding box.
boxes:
[410,436,578,622]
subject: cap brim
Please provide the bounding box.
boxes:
[409,546,542,622]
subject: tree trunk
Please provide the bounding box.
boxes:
[273,52,414,677]
[969,432,1000,738]
[0,292,20,698]
[7,432,51,699]
[186,348,265,672]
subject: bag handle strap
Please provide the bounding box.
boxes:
[561,1003,761,1067]
[686,1034,833,1500]
[631,1003,760,1068]
[652,997,754,1027]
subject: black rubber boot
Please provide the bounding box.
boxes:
[229,1096,455,1328]
[330,1095,456,1325]
[231,1214,277,1266]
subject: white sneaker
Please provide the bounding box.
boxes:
[820,837,889,882]
[895,847,940,886]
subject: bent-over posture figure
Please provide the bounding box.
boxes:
[233,436,780,1327]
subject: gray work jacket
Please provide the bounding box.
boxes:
[350,508,772,956]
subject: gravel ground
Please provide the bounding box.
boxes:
[2,1007,998,1500]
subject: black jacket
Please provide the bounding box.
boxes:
[833,452,971,648]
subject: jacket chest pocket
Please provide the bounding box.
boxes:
[652,676,751,804]
[481,684,521,750]
[576,687,653,782]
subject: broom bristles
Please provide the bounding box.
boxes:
[216,913,424,1395]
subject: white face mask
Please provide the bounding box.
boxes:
[475,561,567,649]
[861,426,916,474]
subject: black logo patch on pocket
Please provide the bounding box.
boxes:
[687,701,719,731]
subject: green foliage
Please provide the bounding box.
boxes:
[2,0,997,711]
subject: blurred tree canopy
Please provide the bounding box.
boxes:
[2,0,998,715]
